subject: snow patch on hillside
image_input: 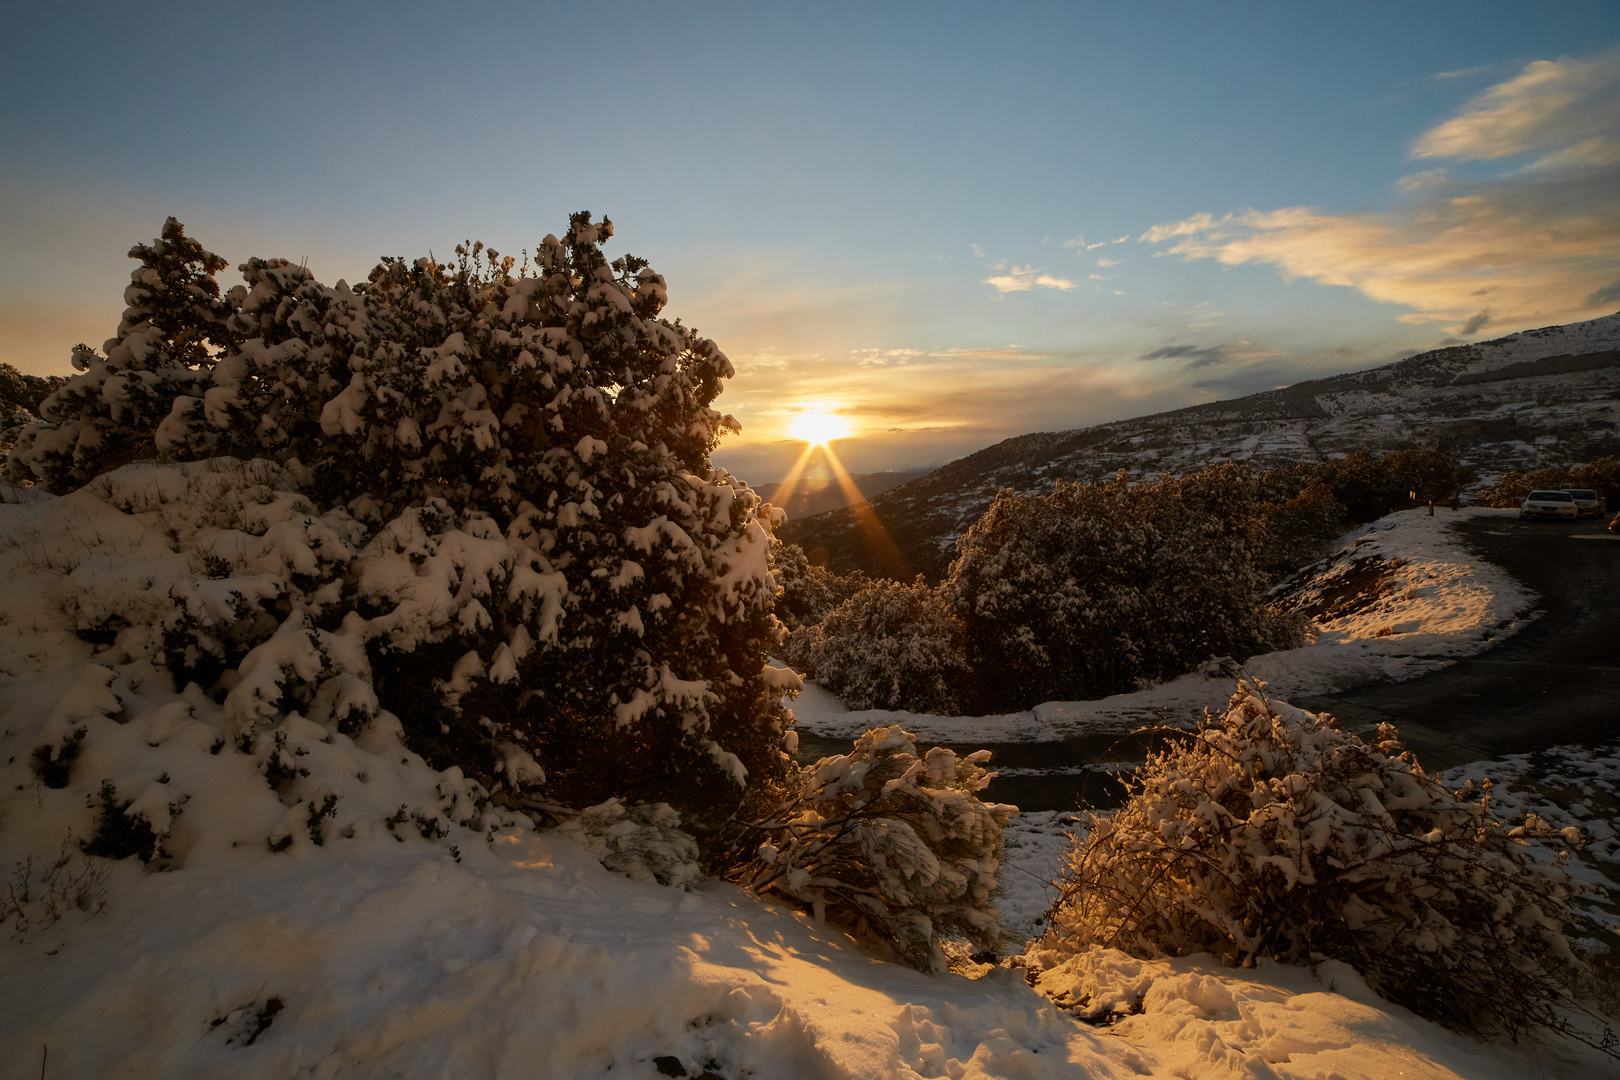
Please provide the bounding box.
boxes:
[1463,310,1620,376]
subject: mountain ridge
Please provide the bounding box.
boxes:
[777,312,1620,579]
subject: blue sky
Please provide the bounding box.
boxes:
[5,1,1619,481]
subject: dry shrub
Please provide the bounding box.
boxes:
[1038,680,1606,1042]
[5,834,110,942]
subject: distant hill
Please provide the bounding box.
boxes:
[778,312,1620,581]
[764,468,933,520]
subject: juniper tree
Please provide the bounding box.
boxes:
[5,214,794,826]
[6,218,231,490]
[943,465,1302,711]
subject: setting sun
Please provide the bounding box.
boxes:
[787,411,852,445]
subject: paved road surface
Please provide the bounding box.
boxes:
[1293,515,1620,772]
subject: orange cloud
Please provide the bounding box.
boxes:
[1412,49,1620,166]
[1140,51,1620,336]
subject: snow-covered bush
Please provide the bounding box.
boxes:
[1036,680,1598,1040]
[944,465,1302,711]
[6,219,232,490]
[784,576,971,713]
[4,215,793,824]
[770,540,867,630]
[555,798,703,889]
[717,725,1015,971]
[0,363,67,457]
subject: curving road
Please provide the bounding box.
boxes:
[794,515,1620,811]
[1293,515,1620,772]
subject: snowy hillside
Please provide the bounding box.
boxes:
[782,312,1620,578]
[4,468,1616,1078]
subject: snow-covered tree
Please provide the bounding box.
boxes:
[1034,680,1599,1040]
[943,465,1302,711]
[0,363,67,455]
[784,575,971,714]
[4,214,795,824]
[771,540,868,630]
[718,725,1015,971]
[7,219,232,491]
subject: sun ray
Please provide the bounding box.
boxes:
[766,441,819,512]
[821,442,912,580]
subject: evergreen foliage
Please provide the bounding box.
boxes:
[4,215,794,824]
[0,363,67,416]
[770,541,867,629]
[0,364,69,454]
[717,725,1014,972]
[555,798,704,889]
[6,218,232,490]
[1306,447,1469,524]
[781,450,1473,717]
[1253,470,1348,578]
[944,465,1304,712]
[783,575,971,714]
[1037,680,1600,1040]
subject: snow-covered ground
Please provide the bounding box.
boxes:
[8,799,1612,1080]
[788,506,1535,747]
[3,478,1614,1079]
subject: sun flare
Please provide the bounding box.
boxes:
[787,411,852,445]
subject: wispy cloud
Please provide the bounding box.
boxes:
[1064,233,1131,251]
[1142,344,1226,366]
[1434,64,1496,81]
[1137,50,1620,336]
[1096,256,1123,268]
[1396,168,1451,191]
[984,264,1077,292]
[1139,212,1220,244]
[1182,301,1225,329]
[1587,279,1620,308]
[1412,47,1620,167]
[851,347,926,367]
[1527,136,1620,172]
[927,346,1051,361]
[847,344,1055,364]
[1141,340,1280,369]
